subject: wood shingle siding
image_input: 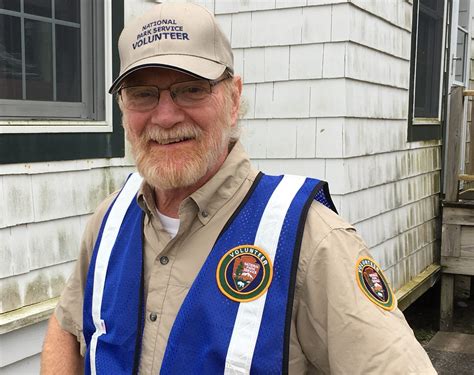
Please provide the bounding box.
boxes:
[0,166,133,314]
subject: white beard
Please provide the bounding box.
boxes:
[125,113,232,191]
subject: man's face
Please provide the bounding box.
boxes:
[120,67,241,191]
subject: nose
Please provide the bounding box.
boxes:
[149,90,185,128]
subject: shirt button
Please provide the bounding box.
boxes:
[149,312,157,322]
[160,256,169,265]
[201,210,209,218]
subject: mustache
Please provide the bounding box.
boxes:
[139,124,203,145]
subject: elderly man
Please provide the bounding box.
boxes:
[41,3,436,374]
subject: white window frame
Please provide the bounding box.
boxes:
[0,0,114,134]
[449,0,471,87]
[447,0,472,181]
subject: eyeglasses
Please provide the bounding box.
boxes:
[119,77,229,112]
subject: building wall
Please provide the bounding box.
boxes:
[0,321,48,373]
[0,0,442,372]
[0,163,135,313]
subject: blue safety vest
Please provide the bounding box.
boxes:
[83,172,336,374]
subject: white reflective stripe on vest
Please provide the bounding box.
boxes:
[224,175,307,374]
[89,172,143,375]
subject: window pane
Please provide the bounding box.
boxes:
[55,0,80,23]
[0,0,20,11]
[56,25,81,101]
[24,0,51,18]
[414,13,434,117]
[420,0,441,11]
[414,1,443,118]
[455,29,467,83]
[0,14,22,99]
[25,19,53,100]
[458,0,469,29]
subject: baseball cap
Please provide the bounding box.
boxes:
[109,2,234,93]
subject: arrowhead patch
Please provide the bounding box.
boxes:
[356,257,396,311]
[216,245,273,303]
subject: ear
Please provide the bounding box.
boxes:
[230,76,243,127]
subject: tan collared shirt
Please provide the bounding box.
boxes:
[56,142,436,374]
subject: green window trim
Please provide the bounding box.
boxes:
[408,0,447,142]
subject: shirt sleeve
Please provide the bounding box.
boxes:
[296,209,436,374]
[54,193,117,356]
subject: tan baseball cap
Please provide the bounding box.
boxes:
[109,2,234,93]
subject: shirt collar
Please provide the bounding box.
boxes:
[190,141,252,224]
[137,182,157,218]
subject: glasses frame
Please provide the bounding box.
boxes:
[118,76,231,112]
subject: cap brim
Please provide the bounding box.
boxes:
[109,54,228,93]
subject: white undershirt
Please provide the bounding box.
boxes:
[156,210,180,238]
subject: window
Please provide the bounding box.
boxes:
[408,0,447,141]
[451,0,470,85]
[0,0,103,120]
[413,0,445,119]
[0,1,125,164]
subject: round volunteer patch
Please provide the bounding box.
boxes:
[356,257,395,311]
[216,245,273,303]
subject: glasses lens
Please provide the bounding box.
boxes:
[122,86,158,111]
[171,81,212,106]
